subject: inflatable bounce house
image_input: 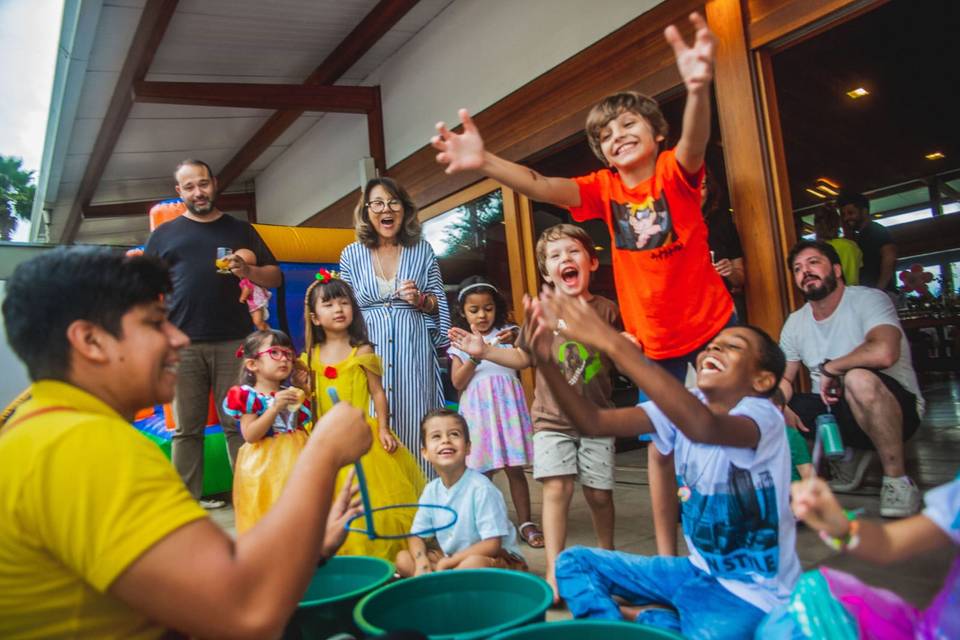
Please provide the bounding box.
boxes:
[133,199,355,497]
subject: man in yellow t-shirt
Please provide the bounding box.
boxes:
[0,247,371,638]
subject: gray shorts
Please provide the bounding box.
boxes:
[532,430,615,490]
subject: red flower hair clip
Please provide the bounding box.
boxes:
[315,268,339,283]
[323,365,338,380]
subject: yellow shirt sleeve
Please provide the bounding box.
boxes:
[19,418,207,592]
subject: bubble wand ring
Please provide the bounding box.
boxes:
[326,388,457,540]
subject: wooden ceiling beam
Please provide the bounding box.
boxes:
[63,0,180,243]
[215,0,419,191]
[133,81,379,113]
[83,192,255,219]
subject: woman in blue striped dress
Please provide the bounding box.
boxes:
[339,177,450,477]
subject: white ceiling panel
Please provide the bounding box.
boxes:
[90,177,179,205]
[341,0,456,82]
[74,71,121,119]
[115,115,271,154]
[86,4,143,73]
[65,119,103,159]
[151,0,380,81]
[274,115,322,146]
[61,154,92,185]
[101,147,235,182]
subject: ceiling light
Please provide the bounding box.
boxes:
[846,87,869,99]
[817,185,839,196]
[817,177,840,189]
[925,151,945,160]
[594,245,604,251]
[805,188,827,199]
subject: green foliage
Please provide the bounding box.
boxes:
[0,155,36,241]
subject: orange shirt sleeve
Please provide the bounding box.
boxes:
[568,171,608,222]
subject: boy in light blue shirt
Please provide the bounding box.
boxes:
[395,409,525,576]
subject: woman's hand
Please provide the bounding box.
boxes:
[397,279,422,306]
[378,427,399,453]
[713,258,733,277]
[448,327,487,358]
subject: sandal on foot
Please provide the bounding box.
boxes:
[519,521,545,548]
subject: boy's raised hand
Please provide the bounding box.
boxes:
[432,109,486,175]
[537,286,620,354]
[665,12,715,93]
[521,294,554,365]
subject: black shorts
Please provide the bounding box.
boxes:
[788,369,920,450]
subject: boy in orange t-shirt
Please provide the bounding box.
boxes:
[432,13,733,556]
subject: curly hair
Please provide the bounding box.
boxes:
[354,177,422,247]
[584,91,669,166]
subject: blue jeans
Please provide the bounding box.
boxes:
[556,547,766,640]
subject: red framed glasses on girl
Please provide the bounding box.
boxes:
[255,347,295,361]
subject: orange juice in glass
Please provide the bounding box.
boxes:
[216,247,232,273]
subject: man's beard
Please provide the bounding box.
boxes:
[185,197,216,216]
[801,271,838,301]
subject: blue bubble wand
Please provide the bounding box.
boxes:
[325,388,457,540]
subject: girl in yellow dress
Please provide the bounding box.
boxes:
[223,329,312,534]
[298,270,425,560]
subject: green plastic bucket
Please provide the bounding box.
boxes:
[283,556,395,639]
[489,619,685,639]
[354,569,553,639]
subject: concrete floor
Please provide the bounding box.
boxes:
[207,372,959,620]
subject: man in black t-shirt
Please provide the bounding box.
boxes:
[839,191,897,294]
[145,160,281,505]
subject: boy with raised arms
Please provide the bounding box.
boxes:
[433,12,735,557]
[523,290,799,638]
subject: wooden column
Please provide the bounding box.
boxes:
[706,0,789,337]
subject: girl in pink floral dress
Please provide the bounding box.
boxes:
[447,276,542,548]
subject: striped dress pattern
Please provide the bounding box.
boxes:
[339,240,451,477]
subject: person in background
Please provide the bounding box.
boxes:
[144,159,281,508]
[339,177,451,478]
[702,164,746,321]
[815,204,861,286]
[839,191,897,295]
[779,240,923,517]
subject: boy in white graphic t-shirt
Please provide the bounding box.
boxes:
[525,291,799,639]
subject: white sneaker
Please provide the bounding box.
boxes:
[827,449,876,492]
[880,476,921,518]
[199,498,227,510]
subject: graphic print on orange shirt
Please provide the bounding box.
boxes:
[611,193,675,251]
